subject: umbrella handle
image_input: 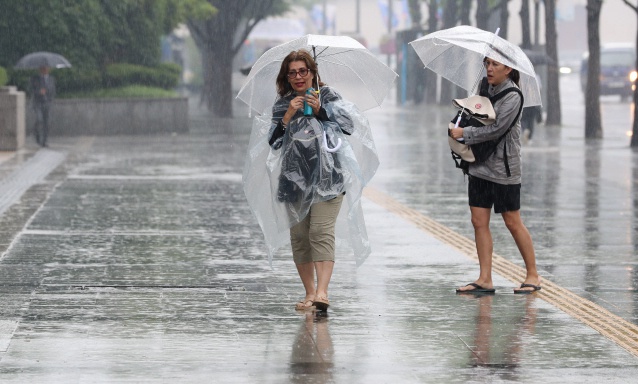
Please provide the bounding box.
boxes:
[453,113,465,142]
[323,130,342,153]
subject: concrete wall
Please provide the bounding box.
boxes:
[26,97,188,136]
[0,86,26,150]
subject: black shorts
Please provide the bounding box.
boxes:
[468,176,521,213]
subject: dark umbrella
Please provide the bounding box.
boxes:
[15,51,72,69]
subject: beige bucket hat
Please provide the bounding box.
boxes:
[452,95,496,125]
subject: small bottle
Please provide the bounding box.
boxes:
[303,88,314,116]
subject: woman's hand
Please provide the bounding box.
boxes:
[283,96,306,125]
[449,127,464,140]
[288,95,305,112]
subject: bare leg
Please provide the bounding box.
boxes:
[295,262,316,306]
[314,261,334,300]
[291,215,315,309]
[458,206,494,291]
[501,210,541,291]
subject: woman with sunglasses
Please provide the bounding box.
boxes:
[267,49,360,312]
[450,57,541,295]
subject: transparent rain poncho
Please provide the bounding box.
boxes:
[242,86,379,266]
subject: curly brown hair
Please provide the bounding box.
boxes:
[276,49,325,96]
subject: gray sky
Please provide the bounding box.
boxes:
[599,0,636,44]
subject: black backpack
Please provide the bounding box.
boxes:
[450,77,524,177]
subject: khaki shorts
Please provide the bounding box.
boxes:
[290,194,344,264]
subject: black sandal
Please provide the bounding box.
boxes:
[514,283,541,294]
[456,283,495,294]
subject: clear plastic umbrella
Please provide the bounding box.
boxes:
[237,34,398,115]
[409,25,542,107]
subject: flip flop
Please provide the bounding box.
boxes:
[456,283,496,294]
[312,297,330,312]
[514,283,541,294]
[295,299,315,311]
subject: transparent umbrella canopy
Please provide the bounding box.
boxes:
[236,34,398,115]
[410,25,542,107]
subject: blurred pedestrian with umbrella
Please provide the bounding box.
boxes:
[239,35,396,311]
[15,52,71,147]
[520,73,543,144]
[30,63,56,147]
[411,26,541,294]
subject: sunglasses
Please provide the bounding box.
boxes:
[287,68,309,79]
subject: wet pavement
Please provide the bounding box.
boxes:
[0,74,637,382]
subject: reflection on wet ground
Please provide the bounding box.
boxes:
[0,75,636,381]
[289,312,333,382]
[462,294,538,370]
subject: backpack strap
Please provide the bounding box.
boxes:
[490,87,523,105]
[478,76,523,108]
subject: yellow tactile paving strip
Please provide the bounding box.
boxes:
[363,186,638,358]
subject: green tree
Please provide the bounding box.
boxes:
[96,0,215,67]
[186,0,291,117]
[0,0,107,68]
[0,0,213,69]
